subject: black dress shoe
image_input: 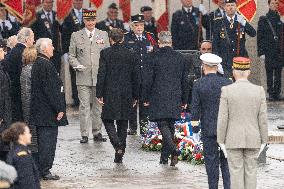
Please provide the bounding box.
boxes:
[127,129,137,135]
[42,173,60,180]
[170,151,179,167]
[93,133,107,142]
[159,157,168,165]
[114,149,124,163]
[80,136,88,143]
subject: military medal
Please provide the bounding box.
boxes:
[44,21,50,29]
[73,16,79,24]
[274,36,279,41]
[230,23,234,29]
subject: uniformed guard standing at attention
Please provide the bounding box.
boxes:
[61,0,85,107]
[191,53,231,189]
[96,3,125,33]
[257,0,284,101]
[0,3,20,40]
[124,14,157,135]
[171,0,209,50]
[141,6,158,40]
[30,0,62,74]
[212,0,256,78]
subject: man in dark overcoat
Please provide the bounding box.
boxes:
[96,29,138,163]
[3,27,34,122]
[142,31,189,166]
[140,6,158,40]
[212,0,256,77]
[257,0,284,101]
[191,53,231,189]
[30,38,68,180]
[30,0,62,73]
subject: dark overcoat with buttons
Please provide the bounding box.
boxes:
[212,15,256,76]
[96,43,139,120]
[142,47,190,121]
[6,144,40,189]
[96,18,125,33]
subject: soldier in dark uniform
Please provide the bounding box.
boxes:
[2,122,41,189]
[0,3,20,40]
[96,3,125,33]
[212,0,256,78]
[171,0,209,50]
[141,6,158,40]
[206,0,225,40]
[257,0,284,101]
[191,53,231,189]
[124,14,157,135]
[30,0,62,73]
[61,0,84,107]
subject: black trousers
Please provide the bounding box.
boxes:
[265,65,282,97]
[156,119,176,160]
[103,120,128,150]
[203,136,230,189]
[69,66,79,104]
[36,126,58,176]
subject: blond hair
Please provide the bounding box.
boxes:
[22,46,37,66]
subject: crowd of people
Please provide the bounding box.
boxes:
[0,0,281,188]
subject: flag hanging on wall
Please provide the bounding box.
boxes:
[119,0,131,22]
[90,0,103,8]
[1,0,23,20]
[237,0,257,22]
[153,0,169,32]
[57,0,73,21]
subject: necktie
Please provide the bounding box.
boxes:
[78,11,82,24]
[89,33,93,40]
[139,36,142,41]
[47,12,52,24]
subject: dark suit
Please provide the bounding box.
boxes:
[206,8,224,40]
[96,18,125,33]
[31,10,62,73]
[0,14,19,39]
[96,43,138,150]
[30,54,67,177]
[257,10,284,98]
[171,7,209,50]
[144,17,158,40]
[3,43,25,122]
[213,14,256,77]
[62,9,84,105]
[191,73,231,189]
[124,31,157,133]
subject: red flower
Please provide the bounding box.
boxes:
[195,153,202,160]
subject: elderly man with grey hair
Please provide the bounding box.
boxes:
[0,160,17,188]
[3,27,34,122]
[142,31,190,166]
[30,38,68,180]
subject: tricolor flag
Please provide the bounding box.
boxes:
[153,0,169,32]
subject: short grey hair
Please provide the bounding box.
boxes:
[158,31,172,44]
[17,27,33,44]
[233,69,250,77]
[35,38,52,54]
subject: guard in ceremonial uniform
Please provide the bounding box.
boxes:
[141,6,158,40]
[171,0,209,50]
[0,3,20,39]
[62,0,84,107]
[96,3,125,33]
[124,14,157,135]
[191,53,231,189]
[31,0,62,73]
[212,0,256,78]
[257,0,284,101]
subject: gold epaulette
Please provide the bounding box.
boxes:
[213,17,223,21]
[17,151,28,157]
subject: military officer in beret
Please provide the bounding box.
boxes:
[69,9,110,144]
[124,14,157,135]
[217,57,268,189]
[212,0,256,78]
[96,3,125,33]
[191,53,231,189]
[257,0,284,101]
[62,0,85,107]
[171,0,209,50]
[0,3,20,40]
[31,0,62,74]
[141,6,158,40]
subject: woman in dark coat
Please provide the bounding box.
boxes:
[96,29,138,163]
[143,31,189,166]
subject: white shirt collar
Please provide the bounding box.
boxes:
[74,8,82,16]
[85,28,96,40]
[183,6,192,13]
[226,14,236,22]
[43,10,52,16]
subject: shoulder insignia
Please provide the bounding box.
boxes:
[213,17,223,21]
[17,151,28,157]
[128,41,135,44]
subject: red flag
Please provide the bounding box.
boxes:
[213,0,218,4]
[119,0,131,22]
[1,0,23,20]
[57,0,73,21]
[154,0,169,32]
[237,0,257,22]
[279,0,284,16]
[90,0,103,8]
[22,0,41,26]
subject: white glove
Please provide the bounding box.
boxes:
[63,53,69,63]
[281,16,284,23]
[237,14,246,26]
[219,143,228,158]
[199,4,207,15]
[257,143,267,158]
[260,55,265,60]
[4,20,12,30]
